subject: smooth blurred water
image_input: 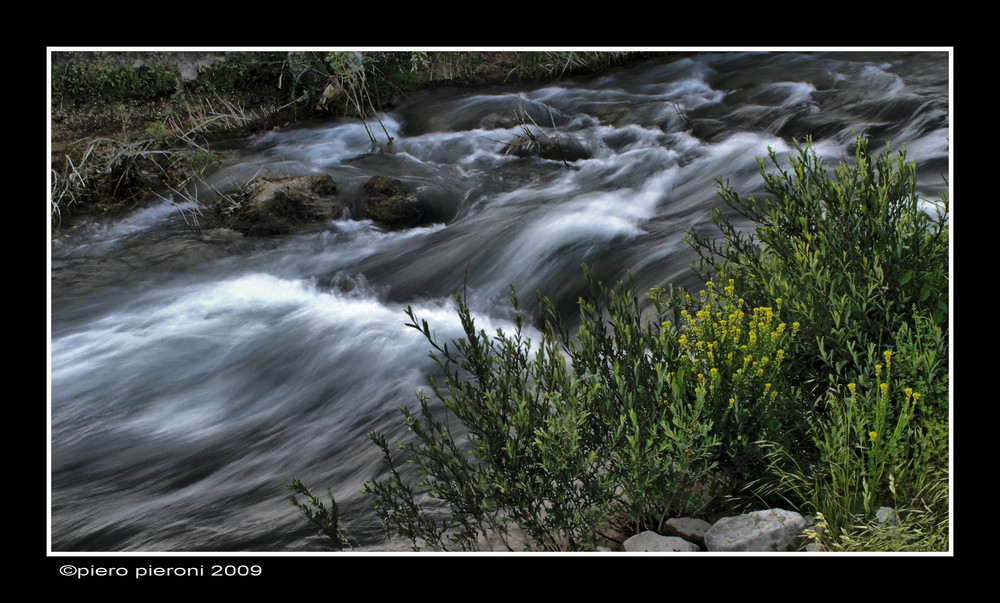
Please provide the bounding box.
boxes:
[49,50,950,551]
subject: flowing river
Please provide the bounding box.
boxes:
[49,50,950,551]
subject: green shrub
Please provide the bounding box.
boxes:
[363,282,725,551]
[360,271,812,550]
[286,479,351,550]
[686,136,950,551]
[654,280,808,487]
[761,353,918,524]
[688,136,949,392]
[186,52,287,98]
[54,62,183,103]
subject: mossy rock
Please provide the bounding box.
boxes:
[222,173,345,236]
[362,176,431,229]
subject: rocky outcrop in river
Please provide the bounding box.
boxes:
[219,173,347,236]
[362,176,432,229]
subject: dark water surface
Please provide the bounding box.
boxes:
[50,51,949,551]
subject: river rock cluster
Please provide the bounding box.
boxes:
[619,508,815,552]
[216,173,434,236]
[616,506,898,552]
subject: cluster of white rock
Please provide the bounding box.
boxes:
[621,509,814,553]
[618,506,900,552]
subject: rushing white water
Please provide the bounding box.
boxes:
[49,50,950,551]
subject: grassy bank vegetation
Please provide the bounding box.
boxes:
[290,136,950,552]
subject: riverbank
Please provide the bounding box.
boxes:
[49,50,663,227]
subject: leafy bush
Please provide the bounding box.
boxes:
[362,283,727,551]
[651,280,804,488]
[688,137,949,392]
[760,354,914,521]
[696,136,950,550]
[286,479,351,550]
[360,272,812,550]
[54,62,183,103]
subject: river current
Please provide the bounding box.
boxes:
[49,50,950,551]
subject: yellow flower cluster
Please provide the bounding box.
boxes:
[663,279,797,414]
[903,387,922,406]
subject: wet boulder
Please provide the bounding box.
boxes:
[220,173,346,236]
[502,132,591,163]
[362,176,432,229]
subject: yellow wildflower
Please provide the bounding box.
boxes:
[869,431,878,441]
[847,383,857,396]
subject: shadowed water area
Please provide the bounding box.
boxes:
[50,51,949,551]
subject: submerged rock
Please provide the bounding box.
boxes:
[502,132,591,163]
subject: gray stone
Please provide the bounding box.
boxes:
[876,506,898,526]
[623,531,700,553]
[663,517,712,546]
[876,506,899,536]
[704,509,807,552]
